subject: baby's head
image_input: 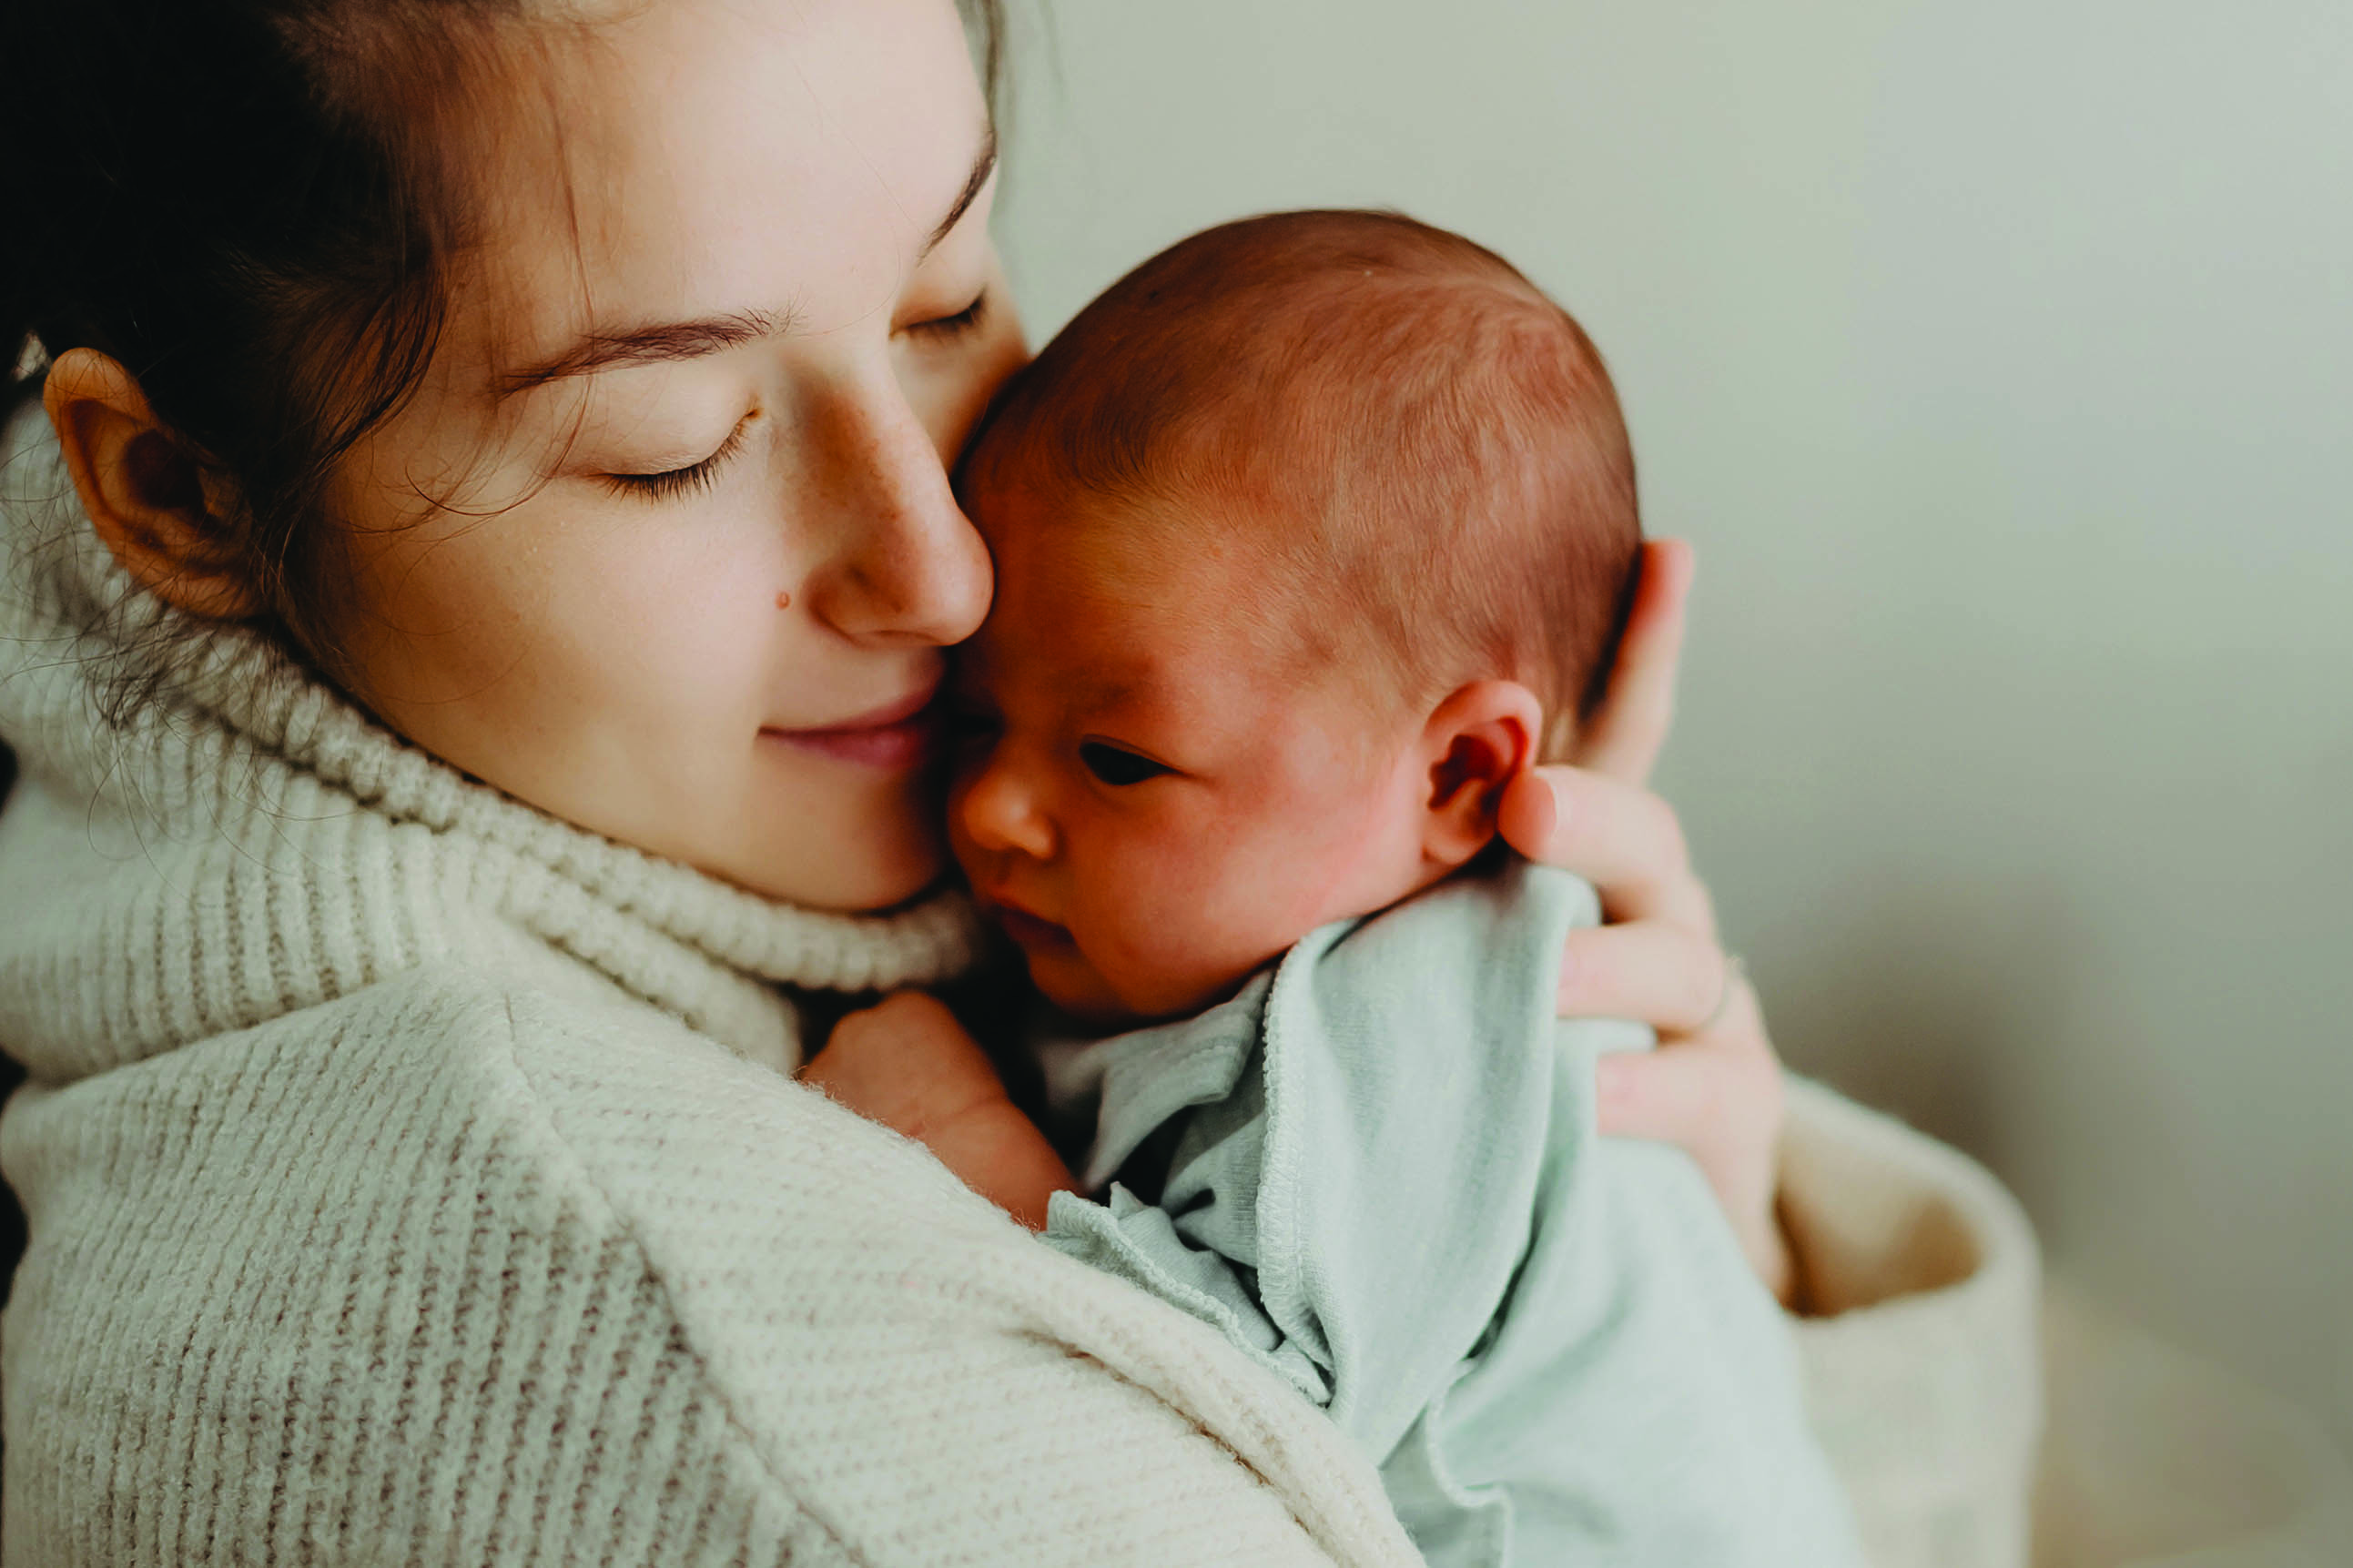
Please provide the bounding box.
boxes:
[949,210,1639,1026]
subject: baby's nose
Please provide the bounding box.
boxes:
[954,755,1058,863]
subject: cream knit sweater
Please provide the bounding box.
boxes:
[0,412,2043,1567]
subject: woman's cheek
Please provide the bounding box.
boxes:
[922,310,1031,460]
[553,520,772,711]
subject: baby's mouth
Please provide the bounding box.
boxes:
[987,900,1075,951]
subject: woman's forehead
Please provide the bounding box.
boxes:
[465,0,988,374]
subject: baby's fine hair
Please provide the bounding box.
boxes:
[960,209,1641,762]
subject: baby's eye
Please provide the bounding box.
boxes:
[1080,741,1170,787]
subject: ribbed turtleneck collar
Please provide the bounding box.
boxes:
[0,407,980,1081]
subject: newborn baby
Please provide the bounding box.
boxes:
[816,210,1862,1567]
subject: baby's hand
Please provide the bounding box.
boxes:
[803,991,1004,1143]
[800,991,1076,1229]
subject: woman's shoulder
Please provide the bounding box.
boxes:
[94,956,1032,1264]
[1,963,854,1561]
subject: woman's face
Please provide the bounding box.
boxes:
[327,0,1024,910]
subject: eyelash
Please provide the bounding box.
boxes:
[605,417,753,502]
[1080,741,1171,787]
[910,289,989,341]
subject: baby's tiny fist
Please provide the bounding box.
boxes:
[808,993,1078,1229]
[802,990,1008,1145]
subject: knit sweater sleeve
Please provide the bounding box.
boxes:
[1778,1077,2045,1568]
[0,966,1420,1568]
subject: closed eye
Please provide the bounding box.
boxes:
[605,416,753,502]
[908,288,990,341]
[1079,741,1171,786]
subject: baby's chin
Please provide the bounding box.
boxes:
[1023,943,1267,1034]
[1019,947,1149,1031]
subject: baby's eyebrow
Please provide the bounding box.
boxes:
[1051,667,1147,712]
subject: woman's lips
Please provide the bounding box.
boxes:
[762,682,941,770]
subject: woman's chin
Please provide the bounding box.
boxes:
[721,821,948,914]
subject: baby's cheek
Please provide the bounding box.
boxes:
[1110,864,1298,1016]
[1071,859,1199,1005]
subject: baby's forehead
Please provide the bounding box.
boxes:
[976,498,1407,744]
[989,486,1318,653]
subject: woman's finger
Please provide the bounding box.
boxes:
[1600,1047,1794,1303]
[1594,977,1778,1144]
[1557,922,1734,1032]
[1496,765,1714,932]
[1593,978,1792,1300]
[1569,537,1694,785]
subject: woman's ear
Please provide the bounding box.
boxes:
[43,347,261,620]
[1417,680,1544,873]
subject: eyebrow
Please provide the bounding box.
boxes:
[495,309,792,396]
[1065,664,1151,716]
[924,122,998,258]
[496,124,999,398]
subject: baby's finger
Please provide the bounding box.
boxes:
[1498,766,1713,932]
[1558,923,1733,1033]
[1570,538,1694,785]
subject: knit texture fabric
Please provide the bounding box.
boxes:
[0,410,2043,1566]
[1781,1077,2044,1568]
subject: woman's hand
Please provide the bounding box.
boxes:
[1497,540,1795,1305]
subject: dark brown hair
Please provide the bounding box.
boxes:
[0,0,1006,690]
[960,208,1641,761]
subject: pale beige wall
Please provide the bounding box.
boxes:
[991,0,2353,1450]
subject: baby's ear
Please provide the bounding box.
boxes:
[1417,681,1544,872]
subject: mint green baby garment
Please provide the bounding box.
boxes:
[1040,859,1866,1568]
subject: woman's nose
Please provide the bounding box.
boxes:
[954,751,1058,863]
[797,373,993,646]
